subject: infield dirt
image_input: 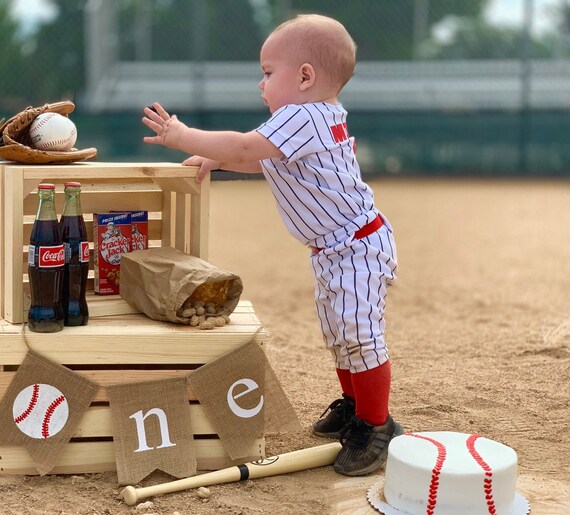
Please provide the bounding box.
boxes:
[1,178,569,514]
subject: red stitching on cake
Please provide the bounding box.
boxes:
[14,384,40,424]
[466,434,497,515]
[407,433,447,514]
[41,395,65,438]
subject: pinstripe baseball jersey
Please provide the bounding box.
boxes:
[257,102,388,249]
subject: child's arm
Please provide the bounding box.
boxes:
[142,103,282,164]
[182,155,262,183]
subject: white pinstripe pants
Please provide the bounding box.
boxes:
[310,226,397,373]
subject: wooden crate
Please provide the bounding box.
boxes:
[0,161,266,474]
[0,300,266,474]
[0,161,210,324]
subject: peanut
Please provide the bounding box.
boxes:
[199,320,215,330]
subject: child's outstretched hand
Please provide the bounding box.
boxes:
[142,103,186,150]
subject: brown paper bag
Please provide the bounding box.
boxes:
[120,247,243,324]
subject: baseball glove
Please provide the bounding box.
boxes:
[0,101,97,164]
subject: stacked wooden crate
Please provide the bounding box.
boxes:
[0,162,265,474]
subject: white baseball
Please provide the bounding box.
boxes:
[13,383,69,439]
[29,113,77,151]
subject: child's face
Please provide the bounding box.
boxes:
[259,34,304,113]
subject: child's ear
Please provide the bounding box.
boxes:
[299,63,316,90]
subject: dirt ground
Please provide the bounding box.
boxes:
[1,178,569,514]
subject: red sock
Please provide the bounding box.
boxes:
[336,368,354,399]
[351,361,391,426]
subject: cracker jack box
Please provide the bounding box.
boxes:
[131,211,149,251]
[93,212,132,295]
[112,210,149,251]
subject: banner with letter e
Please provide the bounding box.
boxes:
[188,338,301,460]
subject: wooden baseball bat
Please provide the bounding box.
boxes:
[122,442,341,505]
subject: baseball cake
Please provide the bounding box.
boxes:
[368,431,530,515]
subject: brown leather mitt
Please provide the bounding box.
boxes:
[0,101,97,164]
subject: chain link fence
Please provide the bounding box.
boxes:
[2,0,570,174]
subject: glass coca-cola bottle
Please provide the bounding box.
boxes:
[28,183,65,332]
[60,182,89,326]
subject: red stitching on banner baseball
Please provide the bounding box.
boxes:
[466,434,497,515]
[407,433,447,514]
[42,395,66,438]
[14,383,40,424]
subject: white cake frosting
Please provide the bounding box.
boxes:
[383,431,518,515]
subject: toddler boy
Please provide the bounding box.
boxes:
[143,14,403,476]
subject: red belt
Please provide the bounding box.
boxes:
[309,215,384,254]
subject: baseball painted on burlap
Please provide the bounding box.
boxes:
[29,112,77,151]
[12,383,69,439]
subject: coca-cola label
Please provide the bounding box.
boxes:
[80,241,90,263]
[38,245,65,268]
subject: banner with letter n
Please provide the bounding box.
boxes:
[107,377,196,485]
[188,338,301,460]
[0,349,98,475]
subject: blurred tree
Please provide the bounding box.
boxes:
[281,0,489,60]
[25,0,85,105]
[421,18,552,59]
[117,0,262,61]
[552,0,570,57]
[0,1,31,111]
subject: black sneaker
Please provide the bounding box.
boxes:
[333,415,404,476]
[312,394,355,439]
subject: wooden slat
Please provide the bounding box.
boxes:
[161,189,174,248]
[73,404,217,437]
[19,293,260,319]
[191,177,210,260]
[0,165,4,318]
[86,295,257,318]
[3,167,24,323]
[3,299,257,326]
[0,438,265,475]
[1,369,199,402]
[0,327,262,365]
[152,177,201,195]
[23,189,163,216]
[85,295,141,317]
[174,191,189,252]
[0,301,264,365]
[10,162,199,179]
[85,218,163,241]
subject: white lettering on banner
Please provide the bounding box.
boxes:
[129,408,176,452]
[227,378,264,419]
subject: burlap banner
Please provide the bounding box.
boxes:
[0,338,300,480]
[0,349,98,475]
[107,377,197,485]
[188,338,301,460]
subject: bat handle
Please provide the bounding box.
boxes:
[121,486,139,506]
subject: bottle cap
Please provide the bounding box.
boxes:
[64,182,81,188]
[38,183,55,190]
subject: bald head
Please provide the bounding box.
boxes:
[269,14,357,93]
